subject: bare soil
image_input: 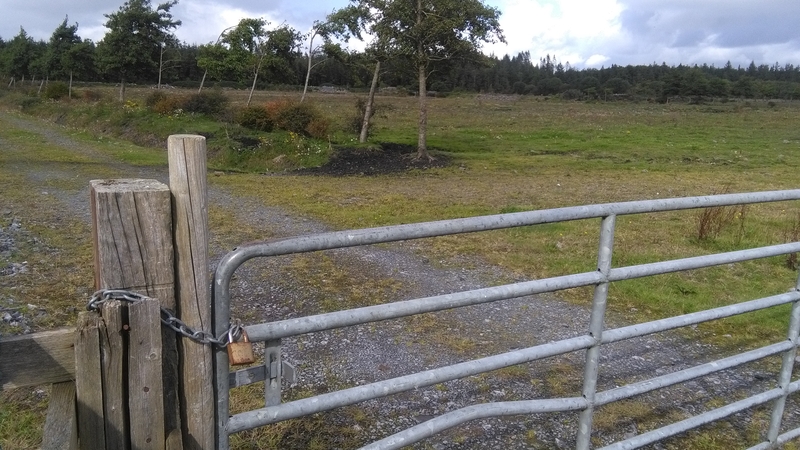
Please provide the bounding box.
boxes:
[297,143,451,176]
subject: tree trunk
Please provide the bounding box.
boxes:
[417,62,429,160]
[37,78,44,96]
[68,71,73,99]
[247,72,259,106]
[198,70,207,93]
[415,0,430,161]
[118,79,126,102]
[360,61,380,143]
[158,45,164,90]
[301,33,316,103]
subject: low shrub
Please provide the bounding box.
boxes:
[305,117,330,139]
[236,105,274,132]
[44,82,69,100]
[265,99,327,136]
[183,90,228,116]
[152,96,185,115]
[145,90,169,108]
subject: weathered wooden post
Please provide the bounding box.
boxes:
[168,135,215,450]
[89,178,180,449]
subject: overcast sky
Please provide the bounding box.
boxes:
[2,0,799,70]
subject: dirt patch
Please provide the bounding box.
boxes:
[297,143,451,176]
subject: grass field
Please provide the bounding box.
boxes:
[2,86,800,449]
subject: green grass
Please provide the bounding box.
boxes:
[3,87,800,449]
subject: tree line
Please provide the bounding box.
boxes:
[2,1,799,104]
[3,0,800,104]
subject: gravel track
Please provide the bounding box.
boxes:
[2,110,799,449]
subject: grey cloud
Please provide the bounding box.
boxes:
[618,0,800,49]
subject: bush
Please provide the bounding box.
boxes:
[44,82,69,100]
[183,90,229,116]
[266,100,320,135]
[236,105,274,132]
[145,90,169,108]
[305,117,330,139]
[152,96,185,115]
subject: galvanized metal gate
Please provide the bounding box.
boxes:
[212,190,800,449]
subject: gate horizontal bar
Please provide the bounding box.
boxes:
[595,341,793,406]
[359,397,590,450]
[228,290,799,434]
[599,380,800,450]
[601,291,800,344]
[749,425,800,450]
[355,342,794,450]
[243,244,800,342]
[225,335,596,433]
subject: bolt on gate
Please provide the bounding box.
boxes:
[213,190,800,450]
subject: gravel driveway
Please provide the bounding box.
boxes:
[2,110,798,449]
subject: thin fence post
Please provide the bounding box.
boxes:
[90,178,179,449]
[168,135,215,450]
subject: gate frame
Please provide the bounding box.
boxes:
[213,190,800,450]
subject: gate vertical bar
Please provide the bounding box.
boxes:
[576,214,616,450]
[264,340,282,406]
[765,270,800,445]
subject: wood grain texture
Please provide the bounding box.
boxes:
[91,178,182,448]
[168,135,214,450]
[128,298,165,450]
[42,381,78,450]
[0,328,74,390]
[100,301,129,450]
[75,312,106,450]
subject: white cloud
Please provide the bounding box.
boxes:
[485,0,624,67]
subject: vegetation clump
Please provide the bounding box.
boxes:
[236,105,274,132]
[264,99,329,138]
[182,90,229,116]
[43,82,70,100]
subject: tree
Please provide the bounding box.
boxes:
[97,0,181,101]
[196,25,235,93]
[2,27,36,86]
[45,17,82,81]
[62,40,96,97]
[350,0,504,160]
[211,19,301,105]
[299,20,350,102]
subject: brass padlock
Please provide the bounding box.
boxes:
[227,328,256,366]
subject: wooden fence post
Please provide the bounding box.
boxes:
[168,135,215,450]
[90,178,181,449]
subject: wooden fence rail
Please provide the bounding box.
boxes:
[0,135,214,450]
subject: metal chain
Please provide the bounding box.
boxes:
[87,289,240,348]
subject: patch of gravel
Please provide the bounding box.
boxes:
[4,111,800,449]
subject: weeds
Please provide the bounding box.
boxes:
[696,198,748,242]
[785,211,800,269]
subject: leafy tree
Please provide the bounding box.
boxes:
[346,0,504,159]
[196,25,236,92]
[62,40,96,97]
[207,19,301,105]
[45,17,82,80]
[97,0,181,101]
[298,19,351,103]
[2,27,36,86]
